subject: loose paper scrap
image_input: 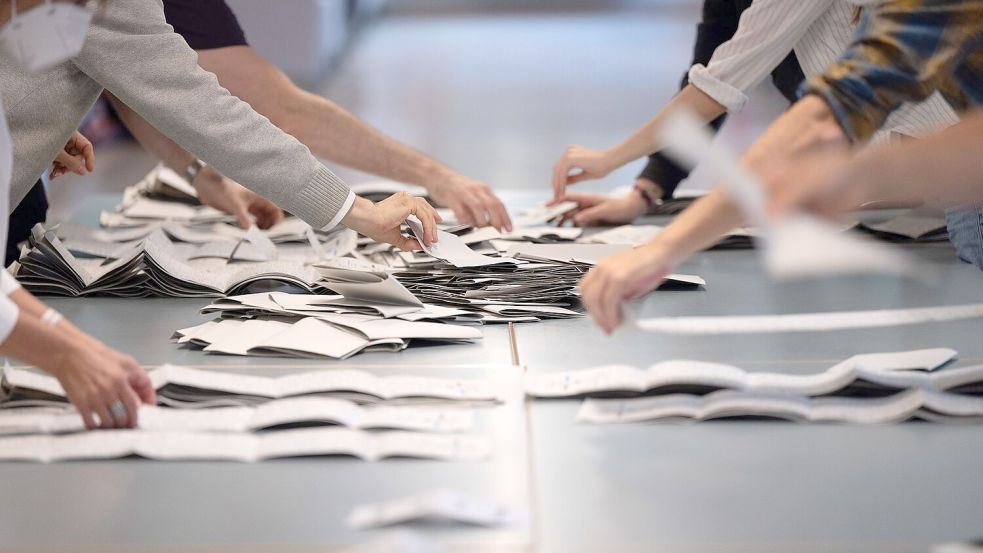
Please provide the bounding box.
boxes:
[346,490,528,530]
[635,303,983,334]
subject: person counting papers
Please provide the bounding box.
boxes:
[0,0,157,430]
[0,0,439,427]
[0,0,442,255]
[99,0,511,234]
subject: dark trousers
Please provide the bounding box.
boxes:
[6,179,48,266]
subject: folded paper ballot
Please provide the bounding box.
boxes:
[512,201,577,227]
[576,387,983,424]
[524,349,959,398]
[635,303,983,334]
[582,224,757,250]
[346,490,528,530]
[0,428,491,463]
[3,364,504,405]
[856,206,950,243]
[405,218,519,268]
[315,267,423,307]
[0,397,474,436]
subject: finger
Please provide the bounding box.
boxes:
[94,401,115,429]
[551,159,572,201]
[232,202,252,230]
[599,276,627,334]
[464,197,492,229]
[80,141,95,172]
[452,201,480,229]
[117,384,141,428]
[128,367,157,405]
[77,403,97,430]
[483,193,512,232]
[419,202,438,246]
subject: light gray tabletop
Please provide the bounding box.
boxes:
[2,196,981,552]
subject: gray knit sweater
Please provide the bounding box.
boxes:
[0,0,353,229]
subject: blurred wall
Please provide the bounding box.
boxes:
[225,0,383,86]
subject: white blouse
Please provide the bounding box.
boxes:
[687,0,959,141]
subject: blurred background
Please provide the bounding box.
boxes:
[57,0,788,221]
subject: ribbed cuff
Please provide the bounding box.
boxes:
[0,270,21,295]
[294,166,352,230]
[689,63,748,112]
[320,190,356,232]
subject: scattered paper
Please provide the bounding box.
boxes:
[346,490,527,530]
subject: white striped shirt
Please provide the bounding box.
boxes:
[687,0,959,142]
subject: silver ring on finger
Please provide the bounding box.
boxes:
[109,400,127,421]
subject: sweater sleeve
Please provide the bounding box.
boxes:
[72,0,354,230]
[688,0,832,112]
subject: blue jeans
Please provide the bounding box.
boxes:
[945,207,983,269]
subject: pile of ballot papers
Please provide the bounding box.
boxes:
[10,170,708,326]
[0,364,502,462]
[524,348,983,424]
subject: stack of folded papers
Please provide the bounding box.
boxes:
[523,348,983,424]
[0,364,502,462]
[854,206,950,243]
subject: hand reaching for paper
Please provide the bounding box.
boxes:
[49,131,95,180]
[428,174,512,232]
[343,192,442,251]
[559,189,649,227]
[193,167,285,230]
[49,339,156,430]
[551,145,616,202]
[579,244,680,335]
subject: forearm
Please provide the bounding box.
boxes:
[606,85,727,170]
[0,312,79,374]
[7,289,97,345]
[642,95,847,260]
[105,93,196,173]
[847,112,983,205]
[283,89,458,188]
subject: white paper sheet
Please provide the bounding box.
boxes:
[0,428,491,462]
[635,303,983,334]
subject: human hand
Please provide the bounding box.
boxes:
[429,174,512,232]
[551,145,616,202]
[342,192,442,250]
[48,339,156,429]
[49,131,94,180]
[193,167,285,229]
[558,190,648,227]
[579,244,680,334]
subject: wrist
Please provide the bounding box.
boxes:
[340,196,376,233]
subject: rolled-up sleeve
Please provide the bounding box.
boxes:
[73,0,353,229]
[805,0,983,143]
[688,0,832,112]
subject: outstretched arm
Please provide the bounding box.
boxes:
[196,46,511,231]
